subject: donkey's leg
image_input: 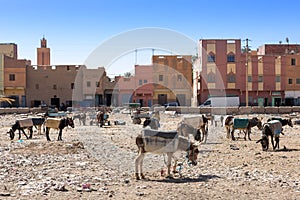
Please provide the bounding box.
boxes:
[275,137,279,149]
[270,135,275,150]
[58,129,62,141]
[231,128,236,141]
[139,153,146,179]
[21,129,28,139]
[172,155,178,173]
[28,127,33,139]
[46,128,51,141]
[166,153,173,178]
[134,151,144,180]
[248,129,252,141]
[226,126,230,139]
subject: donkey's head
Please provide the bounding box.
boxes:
[67,117,75,128]
[7,129,15,140]
[187,142,200,166]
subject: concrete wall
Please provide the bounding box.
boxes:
[166,106,297,115]
[0,106,298,115]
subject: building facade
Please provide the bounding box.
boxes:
[152,55,193,106]
[198,39,285,106]
[26,65,79,108]
[0,43,31,107]
[258,43,300,106]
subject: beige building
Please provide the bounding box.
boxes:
[152,55,193,106]
[0,43,31,106]
[26,64,79,108]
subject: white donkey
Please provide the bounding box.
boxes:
[135,125,200,180]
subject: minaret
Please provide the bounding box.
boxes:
[37,36,50,66]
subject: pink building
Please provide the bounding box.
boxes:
[198,39,284,106]
[117,65,153,107]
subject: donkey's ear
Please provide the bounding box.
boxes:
[256,139,262,143]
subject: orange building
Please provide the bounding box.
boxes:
[152,55,193,106]
[0,43,31,107]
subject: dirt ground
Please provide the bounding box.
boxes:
[0,110,299,200]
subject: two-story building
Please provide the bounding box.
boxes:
[152,55,193,106]
[0,43,31,107]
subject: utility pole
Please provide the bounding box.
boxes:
[245,38,249,107]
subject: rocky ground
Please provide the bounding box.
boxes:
[0,110,299,200]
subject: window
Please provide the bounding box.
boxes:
[71,83,75,89]
[9,74,15,81]
[67,66,70,71]
[207,73,215,83]
[291,58,296,66]
[53,84,57,90]
[96,82,100,87]
[248,76,252,82]
[139,79,142,85]
[296,78,300,84]
[258,75,263,82]
[227,54,235,62]
[207,54,215,62]
[159,75,163,81]
[87,81,91,87]
[276,76,281,82]
[144,79,147,84]
[177,75,182,82]
[227,74,236,83]
[288,78,293,84]
[35,84,39,90]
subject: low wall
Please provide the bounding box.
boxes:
[0,107,43,115]
[0,106,297,115]
[165,106,297,115]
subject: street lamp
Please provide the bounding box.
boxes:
[245,38,249,107]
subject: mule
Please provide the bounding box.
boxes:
[256,120,282,151]
[225,116,263,140]
[135,129,200,180]
[73,112,86,125]
[44,117,74,141]
[143,118,160,130]
[8,117,45,140]
[180,114,209,143]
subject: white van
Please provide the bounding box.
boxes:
[200,97,240,107]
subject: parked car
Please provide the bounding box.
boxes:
[164,102,179,107]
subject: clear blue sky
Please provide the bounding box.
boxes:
[1,0,300,75]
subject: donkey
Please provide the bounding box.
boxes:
[8,117,45,140]
[180,114,209,143]
[267,117,293,134]
[176,122,201,142]
[44,117,74,141]
[256,120,282,151]
[135,129,200,180]
[73,112,86,126]
[143,117,160,130]
[225,116,263,141]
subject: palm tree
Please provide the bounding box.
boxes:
[124,72,132,77]
[0,96,15,105]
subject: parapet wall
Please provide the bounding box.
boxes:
[0,107,43,115]
[0,106,298,115]
[167,106,299,115]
